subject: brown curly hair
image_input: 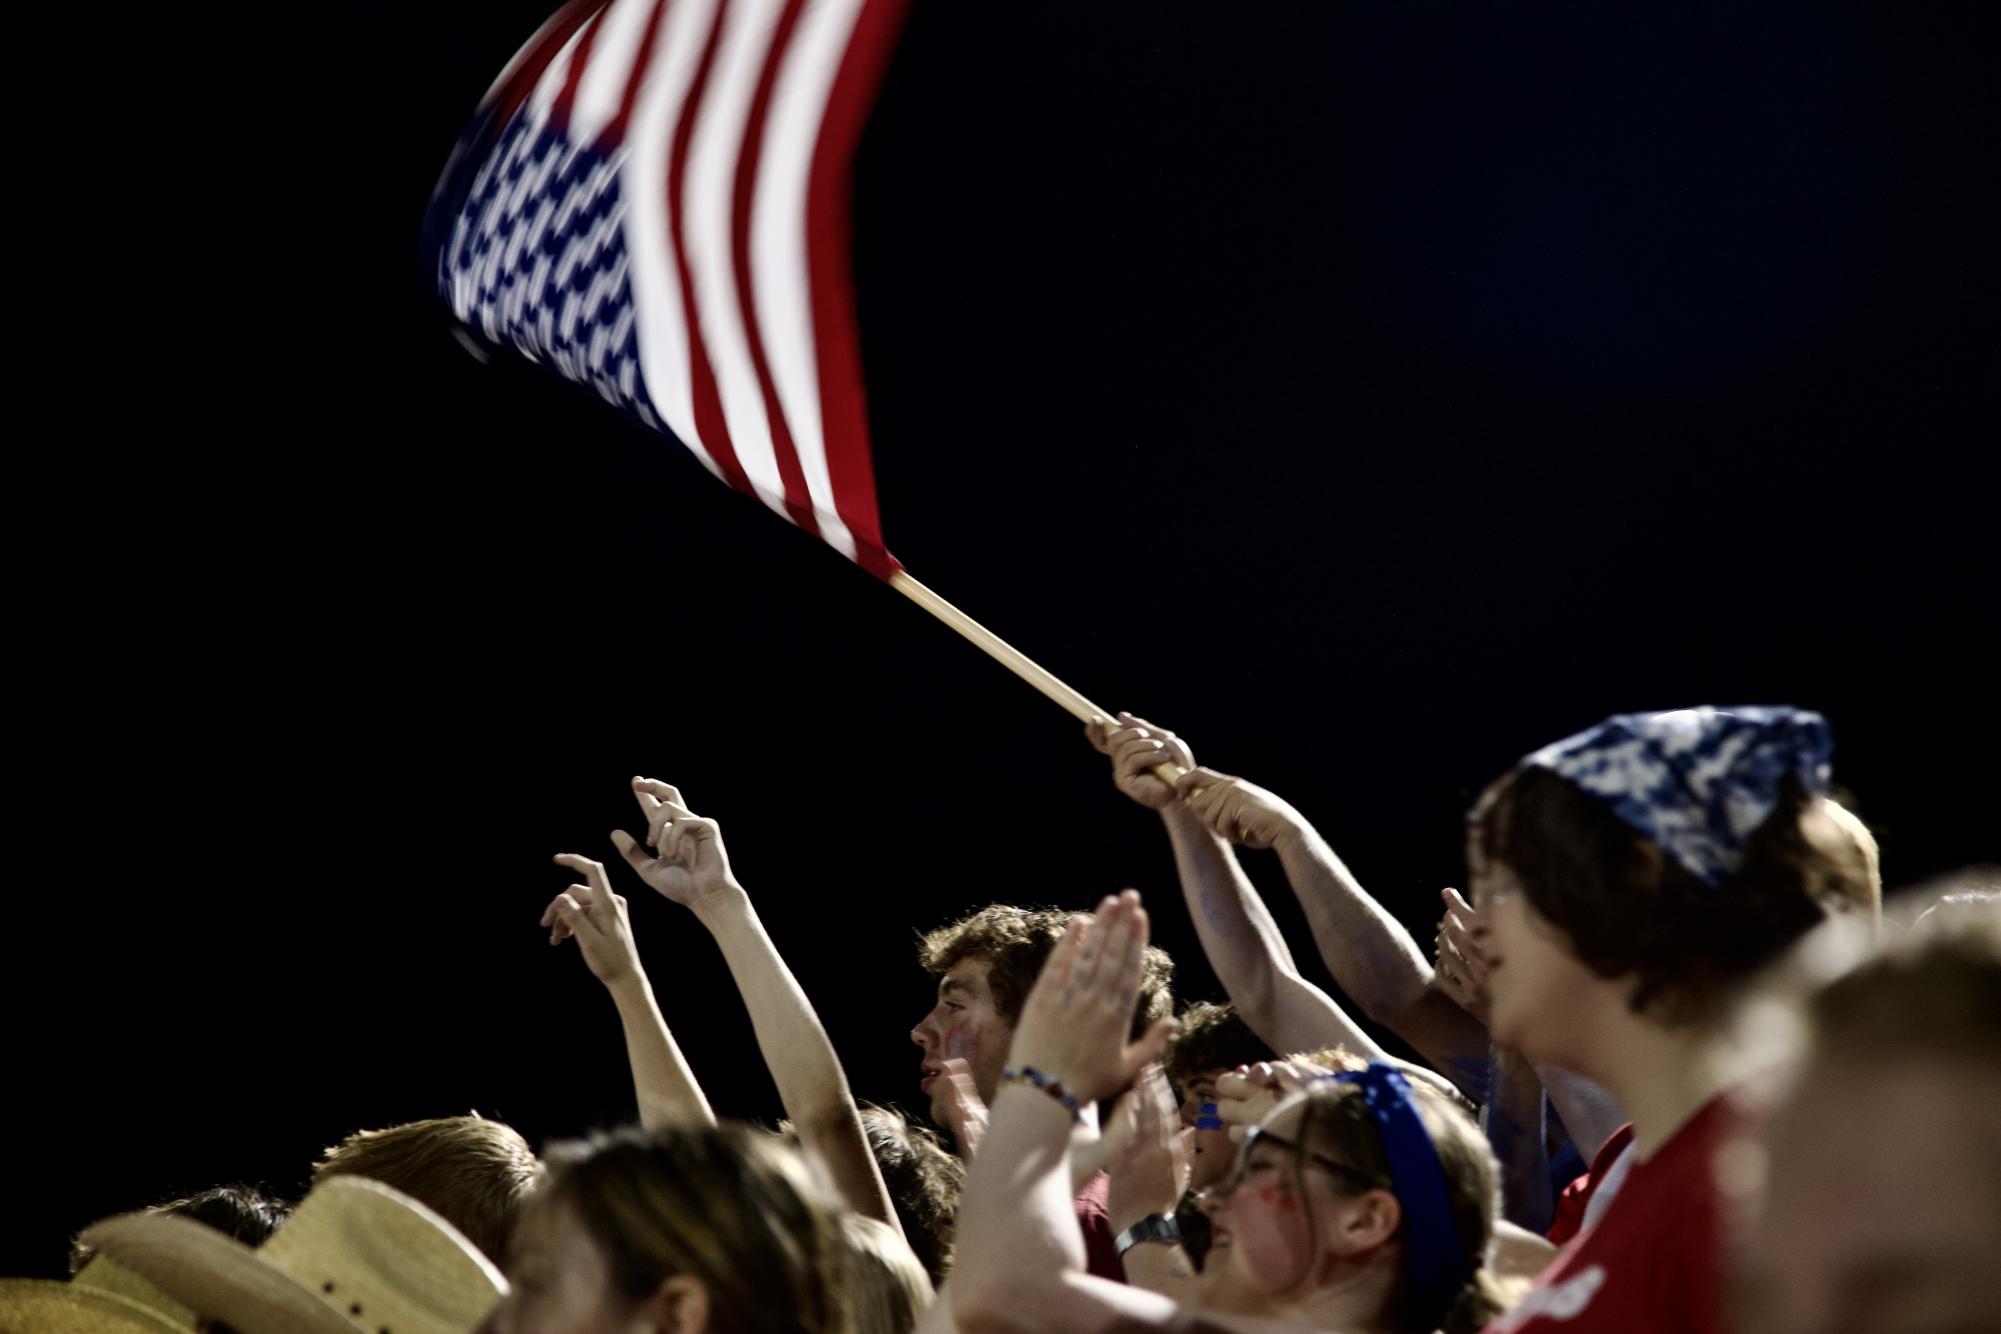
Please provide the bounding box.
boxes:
[1471,767,1879,1022]
[918,903,1174,1040]
[857,1104,962,1287]
[1163,1001,1273,1093]
[69,1185,290,1275]
[771,1105,960,1290]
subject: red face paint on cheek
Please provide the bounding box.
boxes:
[1257,1186,1299,1213]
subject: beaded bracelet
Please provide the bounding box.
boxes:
[999,1066,1083,1121]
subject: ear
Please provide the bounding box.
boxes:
[1332,1187,1403,1257]
[644,1274,711,1334]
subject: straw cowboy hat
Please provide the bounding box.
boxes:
[71,1256,199,1329]
[80,1175,507,1334]
[0,1277,189,1334]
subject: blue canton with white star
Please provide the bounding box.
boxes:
[439,118,663,432]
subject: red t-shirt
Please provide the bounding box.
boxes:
[1074,1172,1125,1284]
[1546,1123,1636,1247]
[1487,1095,1739,1334]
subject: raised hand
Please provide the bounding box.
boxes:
[1008,891,1179,1105]
[541,853,642,987]
[1172,767,1301,850]
[1211,1059,1335,1143]
[1086,712,1195,811]
[1105,1065,1193,1231]
[933,1057,990,1159]
[1433,886,1492,1024]
[610,777,743,910]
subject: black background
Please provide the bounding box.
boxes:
[11,1,1996,1276]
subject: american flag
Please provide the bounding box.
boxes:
[424,0,910,579]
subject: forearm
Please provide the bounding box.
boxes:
[605,971,716,1129]
[956,1090,1199,1334]
[1270,820,1495,1093]
[1272,819,1433,1023]
[695,890,900,1232]
[1120,1242,1200,1299]
[1065,1110,1107,1194]
[1162,805,1379,1058]
[915,1280,957,1334]
[1483,1045,1552,1232]
[955,1086,1093,1325]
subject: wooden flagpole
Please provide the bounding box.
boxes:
[888,569,1188,785]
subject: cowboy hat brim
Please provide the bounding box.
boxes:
[0,1278,193,1334]
[79,1213,363,1334]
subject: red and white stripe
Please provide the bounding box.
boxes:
[485,0,904,576]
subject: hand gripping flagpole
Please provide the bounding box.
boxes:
[887,570,1188,786]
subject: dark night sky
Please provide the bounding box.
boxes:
[11,1,1996,1277]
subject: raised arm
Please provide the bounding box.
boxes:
[542,853,715,1129]
[1089,715,1383,1060]
[611,777,902,1240]
[1104,1065,1201,1298]
[1173,765,1492,1097]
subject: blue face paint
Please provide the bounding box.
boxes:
[1195,1102,1224,1131]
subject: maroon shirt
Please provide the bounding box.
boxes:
[1074,1172,1125,1283]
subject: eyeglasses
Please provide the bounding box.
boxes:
[1466,862,1518,913]
[1219,1127,1389,1197]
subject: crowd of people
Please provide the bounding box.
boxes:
[5,705,1996,1334]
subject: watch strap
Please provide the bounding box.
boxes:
[1113,1213,1182,1257]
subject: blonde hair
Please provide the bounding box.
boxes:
[834,1214,933,1334]
[1292,1078,1510,1334]
[313,1113,540,1263]
[1284,1045,1368,1072]
[1807,796,1882,921]
[546,1122,843,1334]
[1284,1049,1475,1116]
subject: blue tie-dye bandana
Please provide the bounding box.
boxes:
[1521,706,1834,887]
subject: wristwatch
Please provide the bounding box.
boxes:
[1113,1213,1182,1257]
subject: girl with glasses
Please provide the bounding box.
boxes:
[953,891,1512,1334]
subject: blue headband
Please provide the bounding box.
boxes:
[1331,1063,1465,1329]
[1521,705,1833,888]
